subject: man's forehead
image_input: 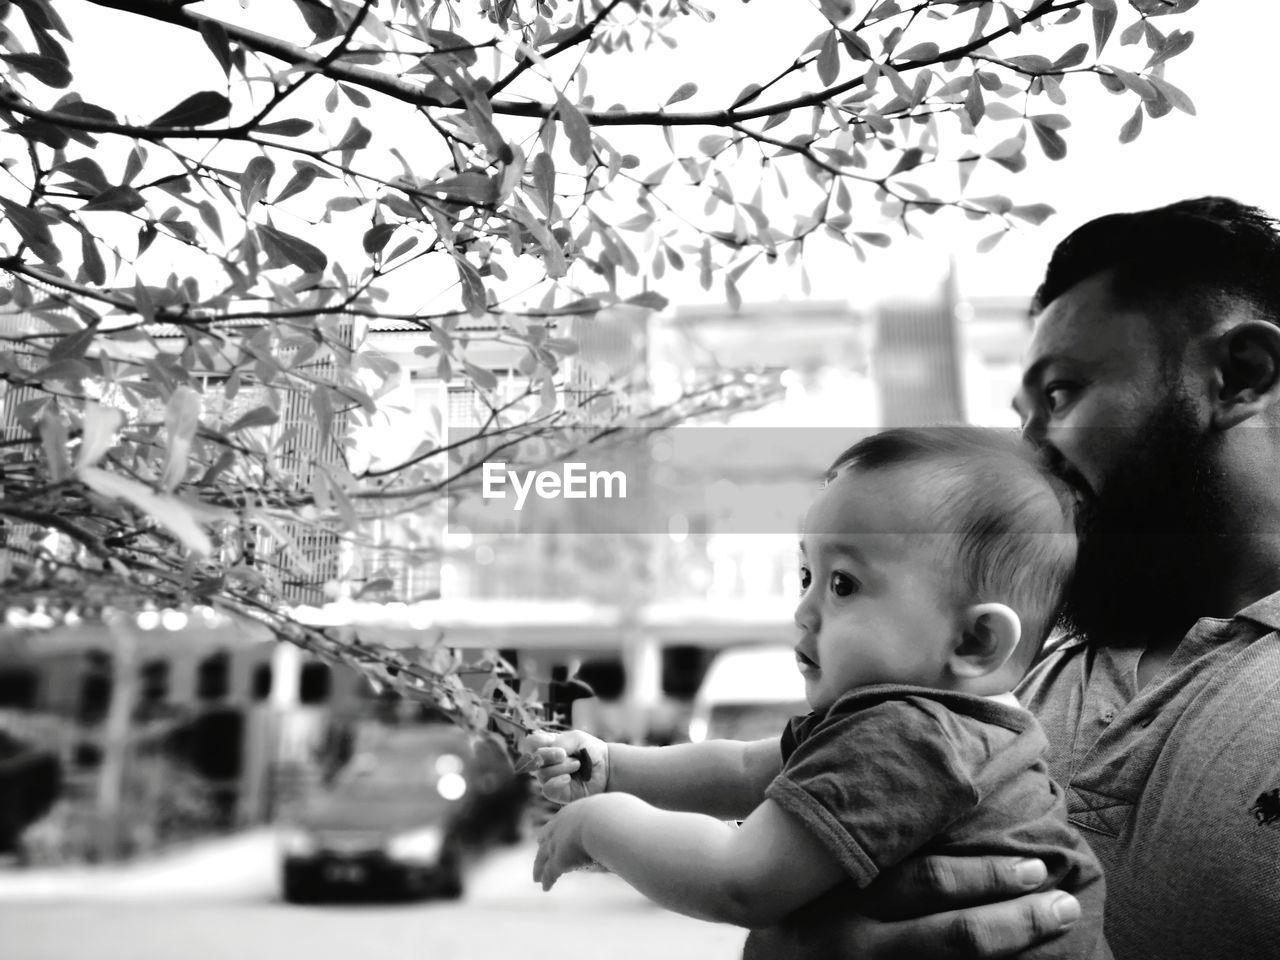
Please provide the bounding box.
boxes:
[1023,272,1156,371]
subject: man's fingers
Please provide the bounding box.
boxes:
[863,855,1049,919]
[856,892,1081,960]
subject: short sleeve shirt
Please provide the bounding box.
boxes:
[742,684,1106,960]
[1018,590,1280,960]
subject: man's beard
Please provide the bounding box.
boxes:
[1056,390,1231,644]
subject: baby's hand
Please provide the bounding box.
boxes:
[518,730,609,805]
[533,798,599,891]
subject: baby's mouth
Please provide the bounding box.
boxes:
[795,649,819,670]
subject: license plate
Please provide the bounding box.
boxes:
[324,862,366,883]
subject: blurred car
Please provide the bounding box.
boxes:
[278,724,526,903]
[688,645,808,743]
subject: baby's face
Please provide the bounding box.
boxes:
[795,468,960,712]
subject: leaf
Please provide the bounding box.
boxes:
[79,229,106,285]
[455,254,488,316]
[1010,203,1055,225]
[81,185,147,213]
[334,117,373,163]
[226,405,279,433]
[198,19,233,77]
[79,466,212,556]
[964,76,984,126]
[256,118,313,137]
[555,91,594,166]
[1030,121,1067,160]
[195,200,223,240]
[463,361,498,393]
[273,164,319,204]
[292,0,341,41]
[976,231,1006,253]
[0,197,53,246]
[160,385,202,492]
[889,147,924,177]
[239,155,275,213]
[817,32,840,86]
[150,91,232,128]
[1053,42,1090,70]
[123,145,146,186]
[55,157,110,194]
[0,53,72,88]
[363,222,397,255]
[258,223,328,273]
[1119,103,1143,143]
[1089,0,1118,54]
[854,232,892,247]
[666,82,697,106]
[897,41,940,61]
[1148,76,1195,115]
[625,291,669,311]
[531,151,556,215]
[1147,29,1194,69]
[74,401,123,471]
[40,406,69,483]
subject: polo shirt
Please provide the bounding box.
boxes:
[742,686,1106,960]
[1018,590,1280,960]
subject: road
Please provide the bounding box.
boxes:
[0,831,747,960]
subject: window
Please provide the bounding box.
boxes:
[299,662,331,704]
[0,669,37,710]
[196,651,231,700]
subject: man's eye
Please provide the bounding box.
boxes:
[799,567,811,594]
[1044,382,1075,413]
[831,572,858,597]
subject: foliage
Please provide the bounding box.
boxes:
[0,0,1197,731]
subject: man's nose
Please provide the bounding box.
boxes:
[1019,405,1047,447]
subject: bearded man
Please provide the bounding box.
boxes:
[824,197,1280,959]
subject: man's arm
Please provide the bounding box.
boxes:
[536,793,845,926]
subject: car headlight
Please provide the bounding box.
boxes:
[436,771,467,801]
[278,827,318,856]
[688,716,708,744]
[387,825,444,863]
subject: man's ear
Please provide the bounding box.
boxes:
[950,603,1022,680]
[1210,321,1280,430]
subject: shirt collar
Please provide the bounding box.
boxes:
[1235,589,1280,632]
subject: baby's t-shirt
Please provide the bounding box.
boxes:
[742,684,1108,960]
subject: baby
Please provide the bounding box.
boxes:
[525,427,1106,959]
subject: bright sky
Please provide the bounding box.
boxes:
[54,0,1277,311]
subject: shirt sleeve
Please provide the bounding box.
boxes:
[765,696,982,887]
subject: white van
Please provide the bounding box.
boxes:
[688,645,809,743]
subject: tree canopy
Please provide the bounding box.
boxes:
[0,0,1198,731]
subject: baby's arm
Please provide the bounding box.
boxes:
[525,731,781,820]
[534,793,846,926]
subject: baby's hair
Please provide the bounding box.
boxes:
[826,428,1077,669]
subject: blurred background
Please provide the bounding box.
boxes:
[3,1,1277,958]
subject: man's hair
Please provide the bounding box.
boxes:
[1031,196,1280,354]
[826,428,1077,669]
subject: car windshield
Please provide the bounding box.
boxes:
[707,702,806,741]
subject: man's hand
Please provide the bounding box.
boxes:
[532,795,608,891]
[822,855,1083,959]
[520,730,610,804]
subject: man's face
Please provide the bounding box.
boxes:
[1014,271,1222,637]
[794,469,958,712]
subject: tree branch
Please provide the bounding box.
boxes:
[77,0,1085,130]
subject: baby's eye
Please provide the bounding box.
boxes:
[831,572,858,597]
[799,566,811,594]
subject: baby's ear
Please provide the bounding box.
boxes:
[950,603,1022,680]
